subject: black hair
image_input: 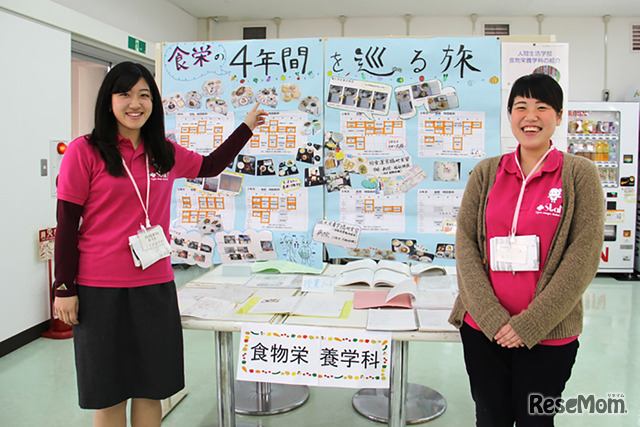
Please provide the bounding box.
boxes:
[507,73,563,115]
[87,61,174,176]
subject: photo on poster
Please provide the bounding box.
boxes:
[435,243,456,259]
[326,77,392,117]
[426,87,459,112]
[304,166,326,187]
[296,143,322,165]
[278,160,299,176]
[203,176,220,192]
[257,159,276,176]
[197,216,223,235]
[326,172,352,193]
[433,161,461,182]
[302,119,322,136]
[218,172,244,195]
[395,86,415,119]
[230,85,255,108]
[236,155,257,175]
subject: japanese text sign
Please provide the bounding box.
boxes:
[38,227,56,261]
[237,324,391,388]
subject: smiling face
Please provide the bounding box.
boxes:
[111,77,152,142]
[510,96,562,153]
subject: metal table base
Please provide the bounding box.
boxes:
[352,384,447,424]
[235,381,310,415]
[352,341,446,425]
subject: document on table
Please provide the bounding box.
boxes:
[300,275,335,294]
[247,296,303,314]
[291,293,349,318]
[412,289,457,309]
[366,308,418,331]
[178,286,255,319]
[243,273,300,288]
[416,309,457,332]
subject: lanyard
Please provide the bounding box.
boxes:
[510,146,554,237]
[122,154,151,229]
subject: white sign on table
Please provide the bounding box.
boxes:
[237,324,391,388]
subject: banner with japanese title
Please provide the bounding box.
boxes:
[237,324,391,388]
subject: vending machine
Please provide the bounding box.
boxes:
[567,102,639,275]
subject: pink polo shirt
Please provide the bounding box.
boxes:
[465,147,577,346]
[56,135,202,288]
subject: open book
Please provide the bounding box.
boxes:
[335,259,446,288]
[335,259,411,287]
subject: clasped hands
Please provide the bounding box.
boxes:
[494,323,524,348]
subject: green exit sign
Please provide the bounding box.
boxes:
[128,36,146,54]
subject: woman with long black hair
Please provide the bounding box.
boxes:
[53,61,267,426]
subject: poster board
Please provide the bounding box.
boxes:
[161,39,325,269]
[159,36,564,269]
[321,37,501,267]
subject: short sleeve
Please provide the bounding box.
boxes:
[171,140,204,179]
[56,137,92,206]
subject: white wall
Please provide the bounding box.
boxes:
[0,0,198,63]
[0,1,198,344]
[0,10,70,343]
[52,0,198,44]
[208,14,640,102]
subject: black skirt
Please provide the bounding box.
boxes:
[72,281,185,409]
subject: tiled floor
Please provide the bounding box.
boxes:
[0,268,638,426]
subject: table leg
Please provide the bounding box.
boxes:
[389,340,409,426]
[352,340,447,424]
[214,331,257,427]
[234,381,310,415]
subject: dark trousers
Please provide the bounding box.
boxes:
[460,323,579,427]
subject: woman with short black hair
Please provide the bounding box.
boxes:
[450,73,604,426]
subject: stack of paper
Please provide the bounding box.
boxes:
[366,309,418,331]
[416,309,457,332]
[178,285,254,319]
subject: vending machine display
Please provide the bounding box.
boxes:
[567,102,639,274]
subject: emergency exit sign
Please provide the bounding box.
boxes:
[128,36,146,54]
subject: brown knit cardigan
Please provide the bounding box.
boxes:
[449,152,605,348]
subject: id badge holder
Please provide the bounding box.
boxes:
[128,225,171,269]
[490,234,540,272]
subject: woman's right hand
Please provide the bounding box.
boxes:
[54,296,79,325]
[243,103,268,131]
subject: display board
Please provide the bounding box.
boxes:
[321,37,501,266]
[162,39,325,269]
[160,37,503,268]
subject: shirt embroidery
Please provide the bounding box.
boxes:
[536,187,563,217]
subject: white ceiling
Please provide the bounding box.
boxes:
[167,0,640,21]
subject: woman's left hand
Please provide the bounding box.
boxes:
[243,103,268,131]
[494,323,525,348]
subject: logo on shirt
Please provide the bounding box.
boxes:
[536,188,563,217]
[150,171,169,181]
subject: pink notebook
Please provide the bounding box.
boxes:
[353,290,413,309]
